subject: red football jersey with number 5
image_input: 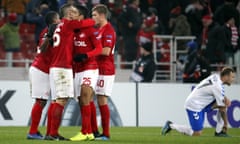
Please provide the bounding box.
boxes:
[50,18,95,68]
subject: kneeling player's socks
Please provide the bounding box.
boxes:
[170,123,193,136]
[99,104,110,137]
[50,103,64,136]
[29,101,44,134]
[90,101,98,133]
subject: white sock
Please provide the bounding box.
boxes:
[215,110,224,133]
[170,123,193,136]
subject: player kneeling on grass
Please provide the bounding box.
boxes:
[162,67,235,137]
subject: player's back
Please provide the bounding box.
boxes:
[31,27,52,73]
[184,74,222,112]
[50,19,75,68]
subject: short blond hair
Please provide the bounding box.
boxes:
[220,67,234,77]
[92,4,110,18]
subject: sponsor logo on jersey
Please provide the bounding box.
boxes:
[74,41,87,47]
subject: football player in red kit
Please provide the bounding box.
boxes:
[91,4,116,140]
[69,5,102,141]
[27,11,60,140]
[46,4,95,141]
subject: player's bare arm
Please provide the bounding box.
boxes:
[101,47,111,56]
[224,96,231,107]
[219,107,228,132]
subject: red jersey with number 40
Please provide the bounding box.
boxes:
[97,22,116,75]
[31,27,52,73]
[73,26,102,72]
[50,18,95,68]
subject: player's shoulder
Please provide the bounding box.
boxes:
[102,23,115,35]
[207,73,222,86]
[106,22,115,31]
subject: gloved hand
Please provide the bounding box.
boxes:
[46,24,57,38]
[74,54,88,62]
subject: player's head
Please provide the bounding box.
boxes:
[91,4,110,26]
[45,11,60,26]
[74,4,89,20]
[59,3,78,20]
[220,67,235,86]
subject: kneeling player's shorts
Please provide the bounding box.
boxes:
[74,69,99,97]
[95,75,115,96]
[186,109,205,131]
[50,67,74,100]
[29,66,50,100]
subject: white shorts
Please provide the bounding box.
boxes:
[95,75,115,96]
[74,69,99,97]
[49,67,74,100]
[29,66,50,100]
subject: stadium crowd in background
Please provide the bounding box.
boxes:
[0,0,240,79]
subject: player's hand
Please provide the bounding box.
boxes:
[73,54,88,62]
[222,125,228,133]
[224,97,231,107]
[47,24,57,38]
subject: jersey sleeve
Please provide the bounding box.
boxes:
[86,28,102,57]
[69,18,95,30]
[212,84,225,107]
[102,29,115,49]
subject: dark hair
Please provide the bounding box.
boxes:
[59,3,73,18]
[74,4,89,18]
[142,42,153,52]
[45,11,58,26]
[220,67,234,77]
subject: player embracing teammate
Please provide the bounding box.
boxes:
[70,4,116,141]
[27,3,116,141]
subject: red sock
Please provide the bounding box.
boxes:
[29,100,44,134]
[99,104,110,137]
[81,105,91,134]
[90,101,98,133]
[46,102,54,135]
[49,103,64,136]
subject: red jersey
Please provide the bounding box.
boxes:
[97,22,116,75]
[73,26,102,72]
[50,18,95,68]
[31,27,52,73]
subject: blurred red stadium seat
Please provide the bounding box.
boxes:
[19,23,36,34]
[0,35,6,66]
[20,41,37,59]
[12,52,25,67]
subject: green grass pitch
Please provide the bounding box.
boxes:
[0,126,239,144]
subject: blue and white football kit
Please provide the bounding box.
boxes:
[184,74,226,131]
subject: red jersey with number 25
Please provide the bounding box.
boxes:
[97,22,116,75]
[31,27,52,73]
[50,18,95,68]
[73,26,102,72]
